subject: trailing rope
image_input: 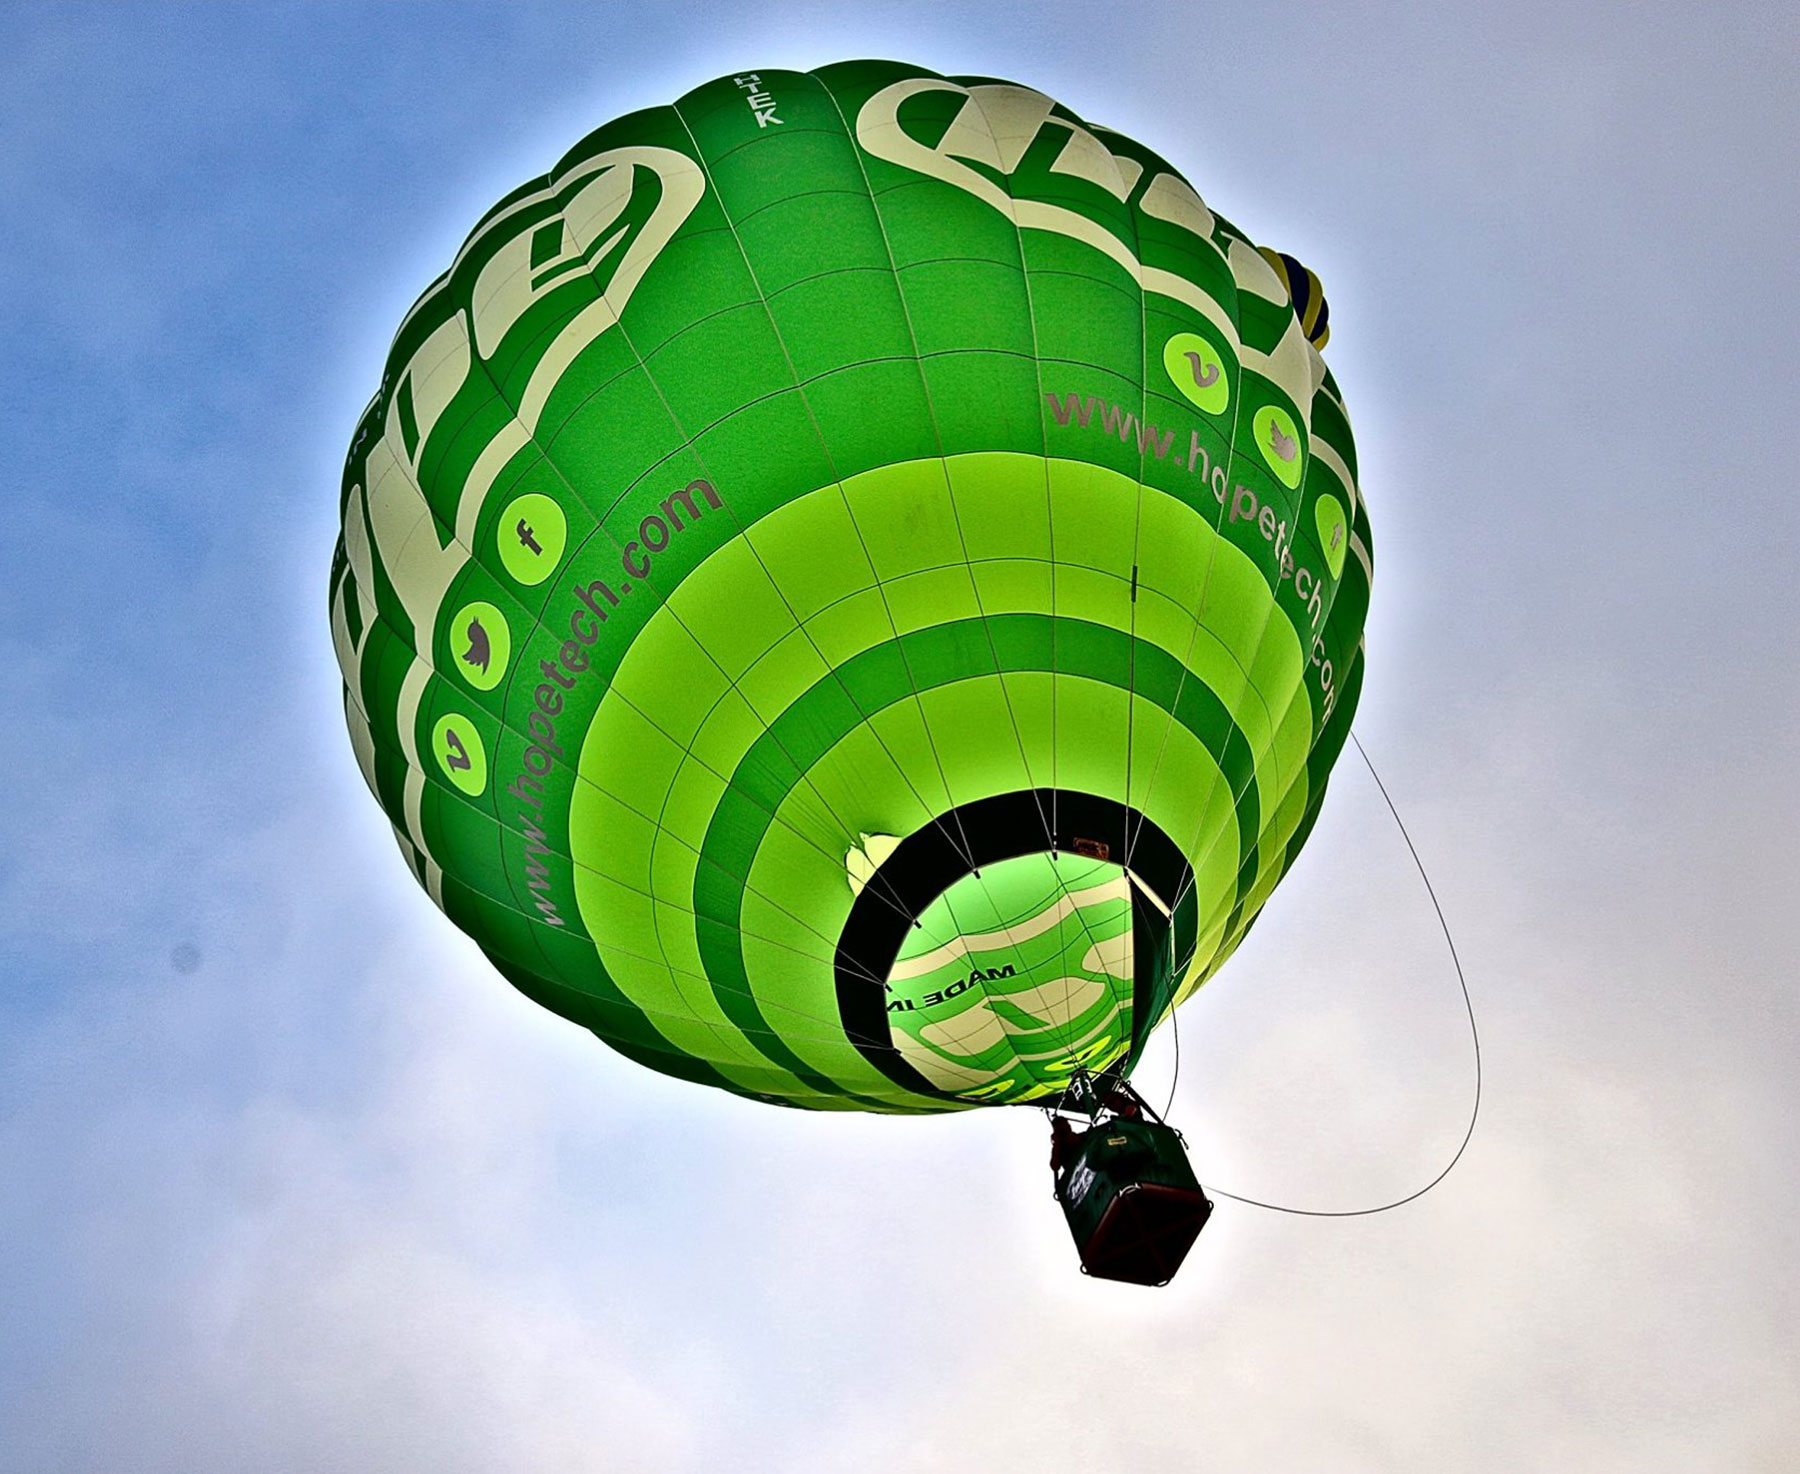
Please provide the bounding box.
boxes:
[1174,732,1482,1217]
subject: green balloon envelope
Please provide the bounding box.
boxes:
[328,61,1372,1113]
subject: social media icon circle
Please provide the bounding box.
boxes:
[1253,404,1304,489]
[498,493,566,586]
[432,712,488,796]
[1314,493,1348,580]
[1162,332,1230,416]
[449,600,509,691]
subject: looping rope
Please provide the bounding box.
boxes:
[1184,732,1483,1218]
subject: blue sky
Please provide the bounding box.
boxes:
[2,2,1796,1469]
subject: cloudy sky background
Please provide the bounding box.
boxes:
[2,2,1795,1468]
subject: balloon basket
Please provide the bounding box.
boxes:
[1049,1082,1213,1286]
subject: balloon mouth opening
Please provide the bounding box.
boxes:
[833,789,1197,1103]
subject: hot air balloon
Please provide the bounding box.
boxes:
[329,60,1370,1284]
